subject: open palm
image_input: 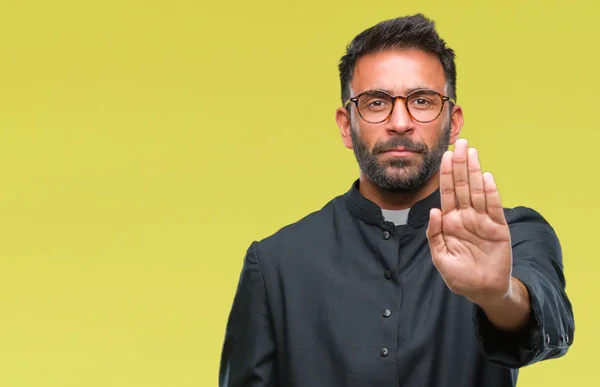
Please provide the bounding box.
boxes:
[426,139,512,304]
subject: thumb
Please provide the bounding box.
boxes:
[426,208,446,266]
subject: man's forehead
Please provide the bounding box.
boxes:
[351,49,446,94]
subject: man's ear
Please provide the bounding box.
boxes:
[336,107,354,149]
[448,104,464,145]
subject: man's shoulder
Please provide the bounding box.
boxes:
[503,205,553,227]
[503,205,560,244]
[253,192,348,257]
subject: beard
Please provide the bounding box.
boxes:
[350,120,451,193]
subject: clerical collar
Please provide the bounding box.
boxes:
[381,208,410,226]
[343,179,441,227]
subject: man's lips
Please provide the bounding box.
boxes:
[380,147,418,156]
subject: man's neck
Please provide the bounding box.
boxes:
[358,172,440,211]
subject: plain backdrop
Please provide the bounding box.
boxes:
[0,0,596,386]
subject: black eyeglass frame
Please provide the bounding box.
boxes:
[344,88,456,124]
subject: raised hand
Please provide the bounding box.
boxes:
[425,138,513,305]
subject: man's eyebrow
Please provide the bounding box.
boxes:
[361,89,393,95]
[405,85,435,94]
[363,85,438,96]
[361,87,394,95]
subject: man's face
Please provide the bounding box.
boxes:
[338,49,461,193]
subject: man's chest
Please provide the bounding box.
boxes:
[267,228,473,345]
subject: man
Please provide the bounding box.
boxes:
[219,14,575,387]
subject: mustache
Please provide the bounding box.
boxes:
[372,136,428,154]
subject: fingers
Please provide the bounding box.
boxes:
[483,172,507,225]
[467,148,486,212]
[440,138,500,218]
[452,139,471,209]
[439,150,456,214]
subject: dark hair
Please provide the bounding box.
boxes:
[338,14,457,106]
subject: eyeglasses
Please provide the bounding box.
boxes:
[344,88,455,124]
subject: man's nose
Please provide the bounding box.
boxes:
[385,98,413,134]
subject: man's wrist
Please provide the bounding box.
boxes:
[475,277,532,332]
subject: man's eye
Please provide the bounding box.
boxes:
[364,99,389,109]
[413,98,432,105]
